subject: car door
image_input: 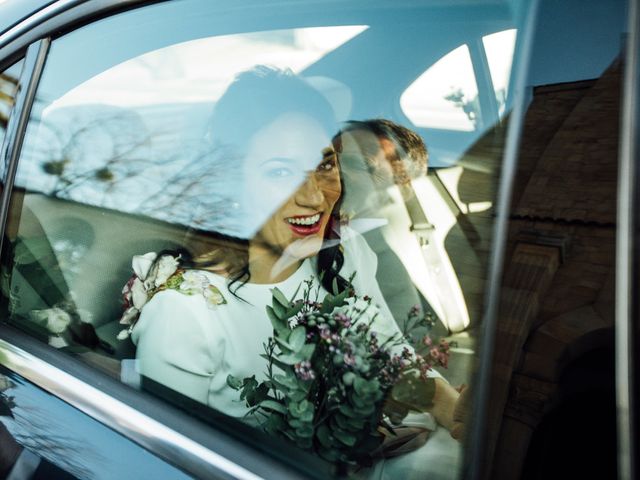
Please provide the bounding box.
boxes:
[0,1,533,479]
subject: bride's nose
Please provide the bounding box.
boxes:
[294,173,324,208]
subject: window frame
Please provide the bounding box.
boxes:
[617,0,640,477]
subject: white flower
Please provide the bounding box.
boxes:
[180,271,209,294]
[77,309,94,324]
[132,252,157,281]
[153,255,179,287]
[131,277,148,310]
[41,307,72,334]
[117,329,130,340]
[203,286,225,308]
[49,335,70,348]
[119,306,138,325]
[288,317,299,329]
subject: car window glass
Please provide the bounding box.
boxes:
[483,29,517,116]
[0,1,522,477]
[400,45,478,132]
[0,60,23,149]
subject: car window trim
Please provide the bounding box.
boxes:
[0,0,147,71]
[0,38,50,257]
[464,1,540,479]
[617,0,639,477]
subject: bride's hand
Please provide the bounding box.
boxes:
[427,378,460,431]
[450,384,470,441]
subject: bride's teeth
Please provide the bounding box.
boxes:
[288,214,320,226]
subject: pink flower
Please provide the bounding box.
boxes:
[343,353,356,366]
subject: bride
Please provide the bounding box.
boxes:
[123,66,462,451]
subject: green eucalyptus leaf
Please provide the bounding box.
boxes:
[333,288,350,306]
[334,429,357,447]
[278,353,304,365]
[295,424,314,438]
[320,293,336,314]
[346,416,366,430]
[266,305,287,333]
[273,336,293,351]
[353,376,367,396]
[288,418,303,428]
[299,409,314,423]
[353,402,376,416]
[334,413,351,431]
[272,300,287,320]
[289,326,306,351]
[269,356,295,372]
[259,400,288,415]
[265,414,286,434]
[274,374,298,390]
[289,390,307,402]
[342,371,356,386]
[339,404,357,418]
[299,343,316,359]
[285,302,304,318]
[271,288,290,308]
[317,425,333,448]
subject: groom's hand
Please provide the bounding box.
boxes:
[450,384,470,441]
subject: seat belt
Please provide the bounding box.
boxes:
[403,184,469,333]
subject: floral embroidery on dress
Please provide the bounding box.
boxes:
[117,252,226,340]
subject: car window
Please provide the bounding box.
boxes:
[483,29,517,116]
[0,0,522,477]
[401,44,479,132]
[0,60,23,149]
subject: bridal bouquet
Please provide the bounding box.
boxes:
[227,278,451,465]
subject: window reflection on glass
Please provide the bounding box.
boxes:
[0,0,523,477]
[483,29,517,116]
[0,60,23,183]
[17,26,367,237]
[400,45,479,131]
[0,60,23,146]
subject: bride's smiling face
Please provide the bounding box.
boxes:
[242,112,341,260]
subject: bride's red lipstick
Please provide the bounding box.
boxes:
[286,213,323,236]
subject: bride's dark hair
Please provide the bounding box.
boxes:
[185,66,349,295]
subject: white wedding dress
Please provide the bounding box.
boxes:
[131,229,460,478]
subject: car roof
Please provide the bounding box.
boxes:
[0,0,57,37]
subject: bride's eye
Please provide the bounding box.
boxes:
[260,158,299,180]
[265,167,294,178]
